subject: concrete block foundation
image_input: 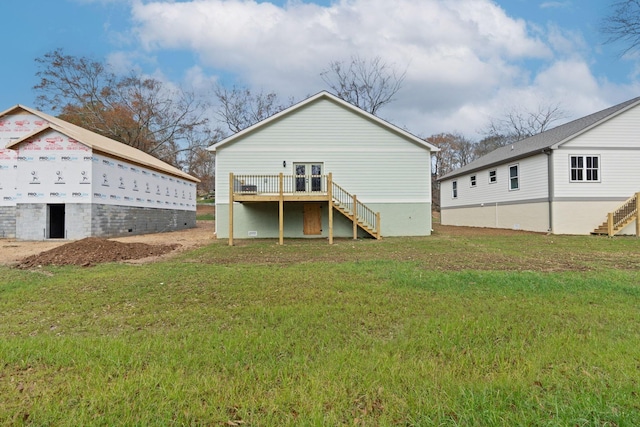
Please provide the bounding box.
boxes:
[12,203,195,240]
[91,204,196,238]
[0,206,16,238]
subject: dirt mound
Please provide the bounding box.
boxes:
[14,237,180,269]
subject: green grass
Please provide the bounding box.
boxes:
[195,213,215,220]
[1,232,640,425]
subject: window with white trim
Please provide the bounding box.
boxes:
[452,180,458,198]
[489,169,497,184]
[509,164,519,190]
[470,175,477,187]
[570,155,600,182]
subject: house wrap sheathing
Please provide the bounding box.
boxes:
[0,105,199,240]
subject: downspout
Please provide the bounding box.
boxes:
[543,148,553,233]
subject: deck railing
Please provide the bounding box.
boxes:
[233,174,328,194]
[331,181,354,212]
[607,192,639,236]
[229,173,381,241]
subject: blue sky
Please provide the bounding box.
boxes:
[2,0,638,139]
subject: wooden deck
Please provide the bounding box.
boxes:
[228,173,380,245]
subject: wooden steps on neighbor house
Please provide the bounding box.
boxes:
[591,219,634,235]
[591,192,639,236]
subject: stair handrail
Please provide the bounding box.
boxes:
[355,198,377,230]
[331,181,379,236]
[608,193,638,235]
[331,181,353,213]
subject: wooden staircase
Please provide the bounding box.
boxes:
[331,181,381,239]
[591,192,640,236]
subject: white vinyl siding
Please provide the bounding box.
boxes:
[215,99,431,204]
[554,149,640,199]
[440,154,548,209]
[554,103,640,198]
[557,103,640,148]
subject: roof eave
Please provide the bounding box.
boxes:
[7,122,200,183]
[5,124,59,149]
[437,148,552,182]
[207,91,439,152]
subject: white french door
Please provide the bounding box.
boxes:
[294,163,323,192]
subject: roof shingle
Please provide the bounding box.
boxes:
[439,96,640,181]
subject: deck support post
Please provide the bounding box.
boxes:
[352,194,358,239]
[229,172,234,246]
[636,192,640,238]
[376,212,381,240]
[608,212,614,237]
[279,173,284,245]
[328,173,334,244]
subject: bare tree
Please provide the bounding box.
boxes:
[214,85,293,135]
[427,132,476,178]
[426,132,476,211]
[320,55,406,115]
[474,134,508,158]
[602,0,640,55]
[179,125,224,194]
[34,49,214,170]
[483,102,568,146]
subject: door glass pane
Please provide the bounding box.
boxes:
[311,164,322,191]
[295,165,306,192]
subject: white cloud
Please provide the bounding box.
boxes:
[109,0,632,139]
[546,23,587,56]
[540,1,572,9]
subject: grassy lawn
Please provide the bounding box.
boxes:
[1,230,639,425]
[196,212,215,221]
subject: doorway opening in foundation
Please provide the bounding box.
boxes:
[48,204,65,239]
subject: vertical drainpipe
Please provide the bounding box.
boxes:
[544,148,553,233]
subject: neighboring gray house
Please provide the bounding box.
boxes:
[0,105,199,240]
[208,91,438,244]
[439,96,640,236]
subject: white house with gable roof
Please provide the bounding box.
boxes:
[439,96,640,236]
[208,91,439,244]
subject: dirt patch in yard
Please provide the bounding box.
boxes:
[433,223,544,237]
[14,238,181,268]
[3,221,215,268]
[2,218,637,272]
